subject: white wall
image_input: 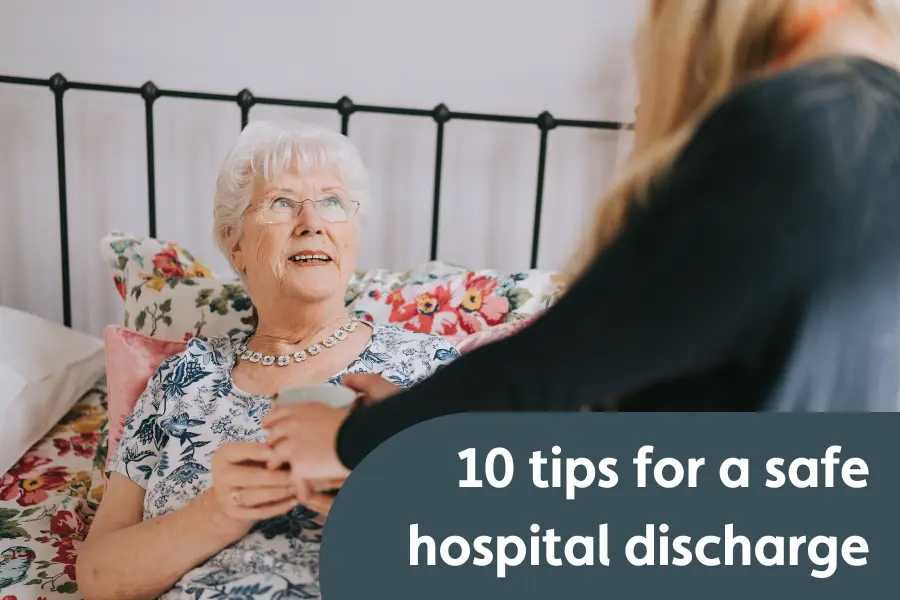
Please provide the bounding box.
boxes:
[0,0,639,338]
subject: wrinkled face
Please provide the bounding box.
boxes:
[231,165,358,306]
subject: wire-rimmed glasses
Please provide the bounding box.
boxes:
[255,196,360,223]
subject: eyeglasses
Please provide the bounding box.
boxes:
[254,196,360,224]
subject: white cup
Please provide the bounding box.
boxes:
[275,383,358,408]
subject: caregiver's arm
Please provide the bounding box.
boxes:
[335,65,855,469]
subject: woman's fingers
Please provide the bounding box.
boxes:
[266,435,300,471]
[309,477,346,492]
[264,419,300,448]
[292,479,335,517]
[220,464,293,488]
[216,441,274,465]
[301,492,335,517]
[231,495,300,521]
[231,485,296,509]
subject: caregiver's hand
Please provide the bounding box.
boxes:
[341,373,402,406]
[262,403,353,504]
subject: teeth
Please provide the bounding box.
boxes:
[290,254,330,263]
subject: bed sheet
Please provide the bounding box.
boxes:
[0,377,108,600]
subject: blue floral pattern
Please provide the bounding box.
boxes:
[106,324,460,599]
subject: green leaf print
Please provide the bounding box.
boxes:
[135,310,147,332]
[0,508,28,539]
[195,288,213,307]
[504,287,533,312]
[222,283,243,300]
[209,296,229,315]
[57,581,78,594]
[231,296,252,312]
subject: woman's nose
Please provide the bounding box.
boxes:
[293,201,325,237]
[294,224,324,237]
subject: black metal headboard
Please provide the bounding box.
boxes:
[0,73,629,327]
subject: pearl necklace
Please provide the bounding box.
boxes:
[236,319,360,367]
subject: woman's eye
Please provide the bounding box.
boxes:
[273,198,292,209]
[322,196,342,207]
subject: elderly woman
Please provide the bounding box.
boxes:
[76,121,460,600]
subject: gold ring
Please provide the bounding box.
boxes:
[232,489,243,507]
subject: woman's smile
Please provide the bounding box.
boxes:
[287,250,334,267]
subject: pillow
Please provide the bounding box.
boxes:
[103,325,186,463]
[101,231,568,342]
[0,306,106,474]
[355,267,563,336]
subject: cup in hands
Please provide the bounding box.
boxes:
[204,441,299,540]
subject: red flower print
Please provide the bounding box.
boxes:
[452,274,510,334]
[368,289,382,301]
[385,288,405,310]
[184,332,194,342]
[49,510,88,574]
[387,283,459,335]
[3,595,17,600]
[152,247,185,278]
[0,453,69,506]
[53,439,69,456]
[54,434,99,459]
[113,275,127,299]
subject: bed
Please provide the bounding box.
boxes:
[0,72,628,599]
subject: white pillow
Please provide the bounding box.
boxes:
[0,306,106,474]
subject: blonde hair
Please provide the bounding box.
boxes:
[566,0,900,279]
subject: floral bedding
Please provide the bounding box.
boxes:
[100,231,568,342]
[0,379,108,600]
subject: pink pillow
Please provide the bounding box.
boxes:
[103,325,186,464]
[450,315,537,354]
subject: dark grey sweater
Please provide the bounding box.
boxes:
[337,56,900,469]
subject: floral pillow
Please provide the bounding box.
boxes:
[351,265,564,336]
[100,231,567,342]
[101,232,255,341]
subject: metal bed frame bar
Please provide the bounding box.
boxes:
[0,73,628,327]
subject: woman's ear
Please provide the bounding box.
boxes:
[231,238,245,273]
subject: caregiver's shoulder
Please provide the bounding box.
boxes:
[690,55,900,165]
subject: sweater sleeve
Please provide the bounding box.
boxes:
[336,75,847,469]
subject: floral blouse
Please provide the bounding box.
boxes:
[107,324,460,599]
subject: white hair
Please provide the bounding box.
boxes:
[212,120,371,276]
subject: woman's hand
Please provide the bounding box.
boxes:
[204,441,300,540]
[262,403,353,505]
